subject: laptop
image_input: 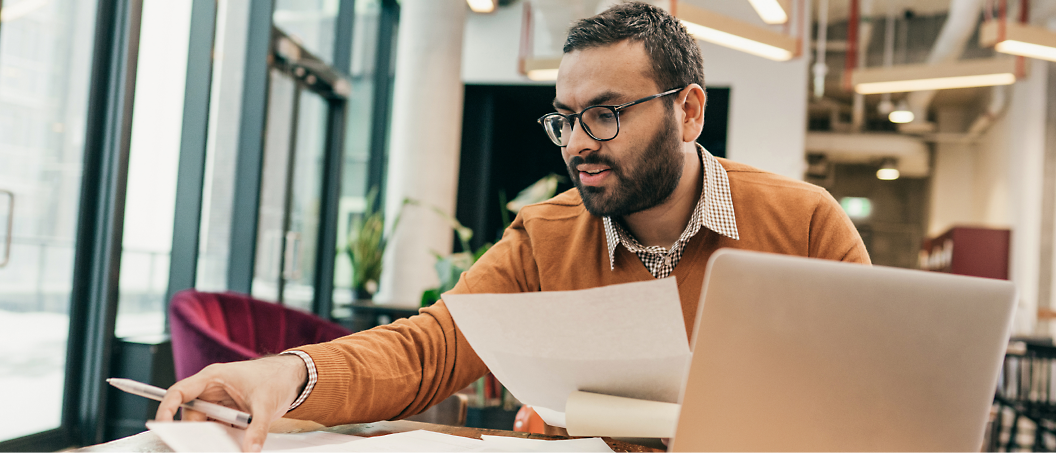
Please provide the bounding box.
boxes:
[669,249,1017,452]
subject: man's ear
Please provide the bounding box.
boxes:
[679,84,706,143]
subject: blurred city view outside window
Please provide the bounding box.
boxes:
[115,0,192,338]
[0,0,99,441]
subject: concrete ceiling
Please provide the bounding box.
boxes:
[820,0,955,22]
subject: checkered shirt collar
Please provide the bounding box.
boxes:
[603,145,740,274]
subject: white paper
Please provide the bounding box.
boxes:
[478,435,614,452]
[564,391,680,438]
[146,422,241,452]
[329,430,484,452]
[146,422,364,452]
[443,278,691,427]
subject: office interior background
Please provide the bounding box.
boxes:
[0,0,1052,449]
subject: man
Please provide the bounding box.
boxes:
[157,3,869,451]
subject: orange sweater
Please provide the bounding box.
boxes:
[287,158,870,426]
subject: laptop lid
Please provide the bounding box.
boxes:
[670,249,1016,452]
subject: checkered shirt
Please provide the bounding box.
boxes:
[603,145,740,278]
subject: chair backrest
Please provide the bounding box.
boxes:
[169,289,352,380]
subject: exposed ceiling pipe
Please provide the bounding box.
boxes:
[877,2,896,116]
[852,0,874,131]
[966,82,1010,139]
[812,0,829,99]
[901,0,986,132]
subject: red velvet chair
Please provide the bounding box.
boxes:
[169,289,352,380]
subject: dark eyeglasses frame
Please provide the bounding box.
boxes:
[537,87,684,146]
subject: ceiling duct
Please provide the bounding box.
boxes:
[901,0,986,133]
[806,132,930,177]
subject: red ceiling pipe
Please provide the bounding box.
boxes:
[843,0,859,91]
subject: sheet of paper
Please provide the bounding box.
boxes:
[564,390,680,438]
[146,422,240,452]
[444,277,691,427]
[478,435,614,452]
[146,422,364,452]
[328,430,483,452]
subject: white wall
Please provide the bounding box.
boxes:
[462,0,811,179]
[934,62,1048,335]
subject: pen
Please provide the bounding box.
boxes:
[107,378,252,428]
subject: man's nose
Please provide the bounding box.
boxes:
[564,118,600,157]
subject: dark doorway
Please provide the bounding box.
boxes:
[455,84,730,252]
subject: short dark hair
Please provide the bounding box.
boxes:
[563,1,704,93]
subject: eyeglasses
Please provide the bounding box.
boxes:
[537,87,683,147]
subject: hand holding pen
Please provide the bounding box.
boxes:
[108,378,252,427]
[151,356,309,453]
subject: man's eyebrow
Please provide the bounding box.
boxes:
[552,91,624,112]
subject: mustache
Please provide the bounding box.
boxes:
[568,154,620,173]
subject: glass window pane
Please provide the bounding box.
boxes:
[281,90,328,312]
[251,70,297,303]
[197,0,251,292]
[273,0,338,65]
[333,0,381,307]
[116,0,192,338]
[0,0,99,441]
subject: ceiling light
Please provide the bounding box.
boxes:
[877,158,900,180]
[676,3,798,62]
[466,0,497,14]
[888,100,913,123]
[851,58,1019,94]
[748,0,789,25]
[980,20,1056,62]
[889,110,914,123]
[522,58,562,81]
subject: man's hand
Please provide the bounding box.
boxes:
[155,355,308,452]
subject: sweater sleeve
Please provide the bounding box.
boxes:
[284,215,539,426]
[807,190,871,265]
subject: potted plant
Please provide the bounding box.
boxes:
[416,174,563,306]
[345,188,399,300]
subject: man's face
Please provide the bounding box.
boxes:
[554,40,684,218]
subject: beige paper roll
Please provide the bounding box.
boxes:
[564,391,681,438]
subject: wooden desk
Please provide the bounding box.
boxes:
[80,419,662,452]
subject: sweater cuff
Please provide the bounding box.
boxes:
[279,350,316,412]
[283,342,356,425]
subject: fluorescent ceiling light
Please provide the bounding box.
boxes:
[888,110,914,123]
[877,159,900,180]
[748,0,789,25]
[888,100,914,123]
[876,168,900,180]
[851,58,1019,94]
[466,0,496,14]
[522,58,562,81]
[676,3,797,61]
[980,20,1056,62]
[526,69,559,81]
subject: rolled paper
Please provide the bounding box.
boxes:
[565,390,681,438]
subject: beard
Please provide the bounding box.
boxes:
[567,115,685,217]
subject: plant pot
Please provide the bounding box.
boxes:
[353,287,374,301]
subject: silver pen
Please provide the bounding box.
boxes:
[107,378,252,428]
